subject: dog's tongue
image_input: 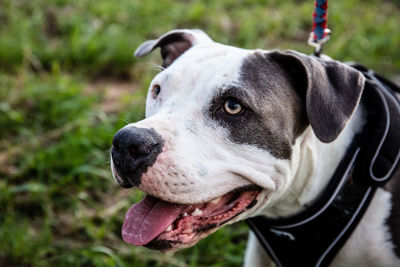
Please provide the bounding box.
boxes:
[122,195,185,246]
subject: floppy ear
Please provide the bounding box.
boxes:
[269,51,365,143]
[134,29,213,68]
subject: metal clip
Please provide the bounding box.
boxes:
[308,29,331,57]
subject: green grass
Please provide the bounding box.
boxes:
[1,0,399,266]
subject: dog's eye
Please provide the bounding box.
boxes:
[223,99,243,115]
[152,85,161,98]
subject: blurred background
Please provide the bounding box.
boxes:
[0,0,399,266]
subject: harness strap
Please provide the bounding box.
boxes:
[350,64,400,186]
[246,67,400,267]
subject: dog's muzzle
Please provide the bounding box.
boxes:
[111,126,164,188]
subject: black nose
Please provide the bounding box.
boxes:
[111,126,164,188]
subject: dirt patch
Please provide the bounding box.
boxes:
[86,79,142,113]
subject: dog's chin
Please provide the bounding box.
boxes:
[121,186,261,252]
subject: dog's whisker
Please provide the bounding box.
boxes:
[121,118,132,125]
[148,63,165,72]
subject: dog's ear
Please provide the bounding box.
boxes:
[134,29,213,68]
[269,50,365,143]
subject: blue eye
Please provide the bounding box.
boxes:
[223,99,243,115]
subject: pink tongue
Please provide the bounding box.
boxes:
[122,195,185,246]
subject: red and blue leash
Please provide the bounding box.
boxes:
[308,0,331,57]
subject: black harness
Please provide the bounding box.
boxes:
[246,64,400,267]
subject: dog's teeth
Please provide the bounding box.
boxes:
[183,212,189,217]
[182,227,192,234]
[166,224,172,232]
[191,208,203,216]
[210,197,222,204]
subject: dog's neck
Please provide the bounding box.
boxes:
[261,104,367,218]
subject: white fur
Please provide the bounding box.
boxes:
[244,231,274,267]
[112,30,399,266]
[127,42,291,207]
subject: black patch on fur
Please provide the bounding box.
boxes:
[208,51,307,159]
[268,51,365,143]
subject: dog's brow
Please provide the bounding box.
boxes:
[220,85,251,100]
[207,84,253,118]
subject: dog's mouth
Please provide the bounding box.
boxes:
[121,186,260,250]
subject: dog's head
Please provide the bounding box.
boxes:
[110,29,365,251]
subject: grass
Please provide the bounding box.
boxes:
[0,0,399,266]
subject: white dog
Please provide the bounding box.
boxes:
[110,29,400,266]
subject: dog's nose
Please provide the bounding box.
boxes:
[111,126,164,188]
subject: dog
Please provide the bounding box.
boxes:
[110,29,400,266]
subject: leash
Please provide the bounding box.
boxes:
[308,0,331,57]
[246,68,400,267]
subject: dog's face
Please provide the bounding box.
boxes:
[110,29,364,251]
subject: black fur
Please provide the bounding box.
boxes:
[268,51,365,143]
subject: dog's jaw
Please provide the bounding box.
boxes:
[116,114,286,250]
[121,186,271,251]
[256,104,368,219]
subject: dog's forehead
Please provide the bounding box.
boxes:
[173,42,250,72]
[153,43,251,96]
